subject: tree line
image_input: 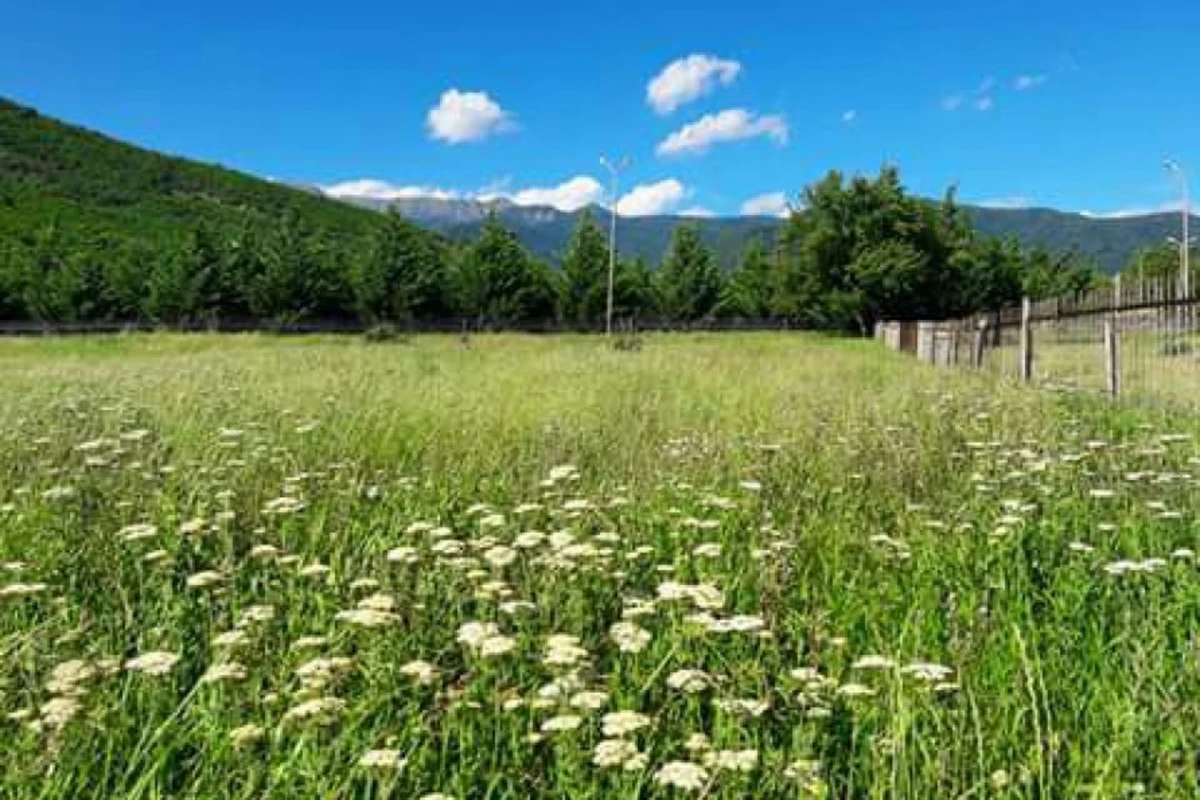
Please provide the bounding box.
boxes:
[0,167,1103,331]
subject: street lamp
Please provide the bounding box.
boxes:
[1163,159,1190,299]
[599,155,630,336]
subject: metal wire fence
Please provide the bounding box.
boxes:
[882,277,1200,407]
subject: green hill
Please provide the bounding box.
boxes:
[0,97,383,247]
[964,206,1189,274]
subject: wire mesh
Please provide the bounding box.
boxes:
[900,276,1199,409]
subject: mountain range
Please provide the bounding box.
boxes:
[326,193,1190,274]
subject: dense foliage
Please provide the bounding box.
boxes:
[386,198,1196,276]
[1118,242,1196,286]
[1,98,1103,330]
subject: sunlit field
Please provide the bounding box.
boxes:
[1,333,1198,799]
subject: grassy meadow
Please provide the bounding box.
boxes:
[0,333,1198,799]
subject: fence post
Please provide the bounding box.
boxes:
[1019,297,1033,384]
[1104,316,1120,397]
[971,319,986,369]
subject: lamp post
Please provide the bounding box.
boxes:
[1163,159,1190,300]
[599,155,630,336]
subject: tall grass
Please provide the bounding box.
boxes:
[0,333,1196,798]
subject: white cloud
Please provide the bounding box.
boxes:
[656,109,788,157]
[508,176,605,211]
[646,54,742,115]
[426,89,515,144]
[841,109,858,124]
[977,196,1032,209]
[322,175,605,212]
[740,191,790,218]
[944,77,1000,112]
[322,179,461,201]
[617,179,686,216]
[1014,74,1048,91]
[942,95,964,111]
[679,206,716,218]
[1080,201,1182,219]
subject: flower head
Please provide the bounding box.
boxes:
[654,761,709,792]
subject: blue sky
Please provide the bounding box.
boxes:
[5,0,1200,217]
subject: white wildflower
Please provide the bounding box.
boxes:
[593,738,640,768]
[601,710,652,737]
[666,669,711,693]
[457,621,500,649]
[704,749,759,773]
[610,621,652,653]
[399,660,439,685]
[358,749,406,770]
[540,714,583,733]
[0,582,49,598]
[119,523,158,542]
[654,761,709,792]
[186,570,224,589]
[335,608,400,628]
[901,662,954,682]
[230,724,265,747]
[479,636,517,658]
[569,691,609,711]
[852,655,896,671]
[201,662,248,684]
[282,696,345,725]
[125,651,180,676]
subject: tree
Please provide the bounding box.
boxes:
[184,223,226,318]
[244,214,312,322]
[719,239,775,317]
[558,211,610,326]
[612,256,658,321]
[657,225,723,322]
[454,214,557,325]
[20,224,83,322]
[956,235,1024,313]
[1021,247,1099,300]
[777,167,986,331]
[1123,244,1184,285]
[142,239,193,322]
[0,238,31,320]
[353,210,450,323]
[221,225,266,319]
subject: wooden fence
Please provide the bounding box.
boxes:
[877,276,1200,404]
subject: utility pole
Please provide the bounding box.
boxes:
[599,155,630,336]
[1164,159,1190,299]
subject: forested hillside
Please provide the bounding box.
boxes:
[0,99,383,241]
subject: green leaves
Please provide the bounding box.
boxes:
[455,213,557,324]
[559,211,611,325]
[658,226,723,322]
[354,211,451,324]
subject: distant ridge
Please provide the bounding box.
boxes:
[322,192,1194,274]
